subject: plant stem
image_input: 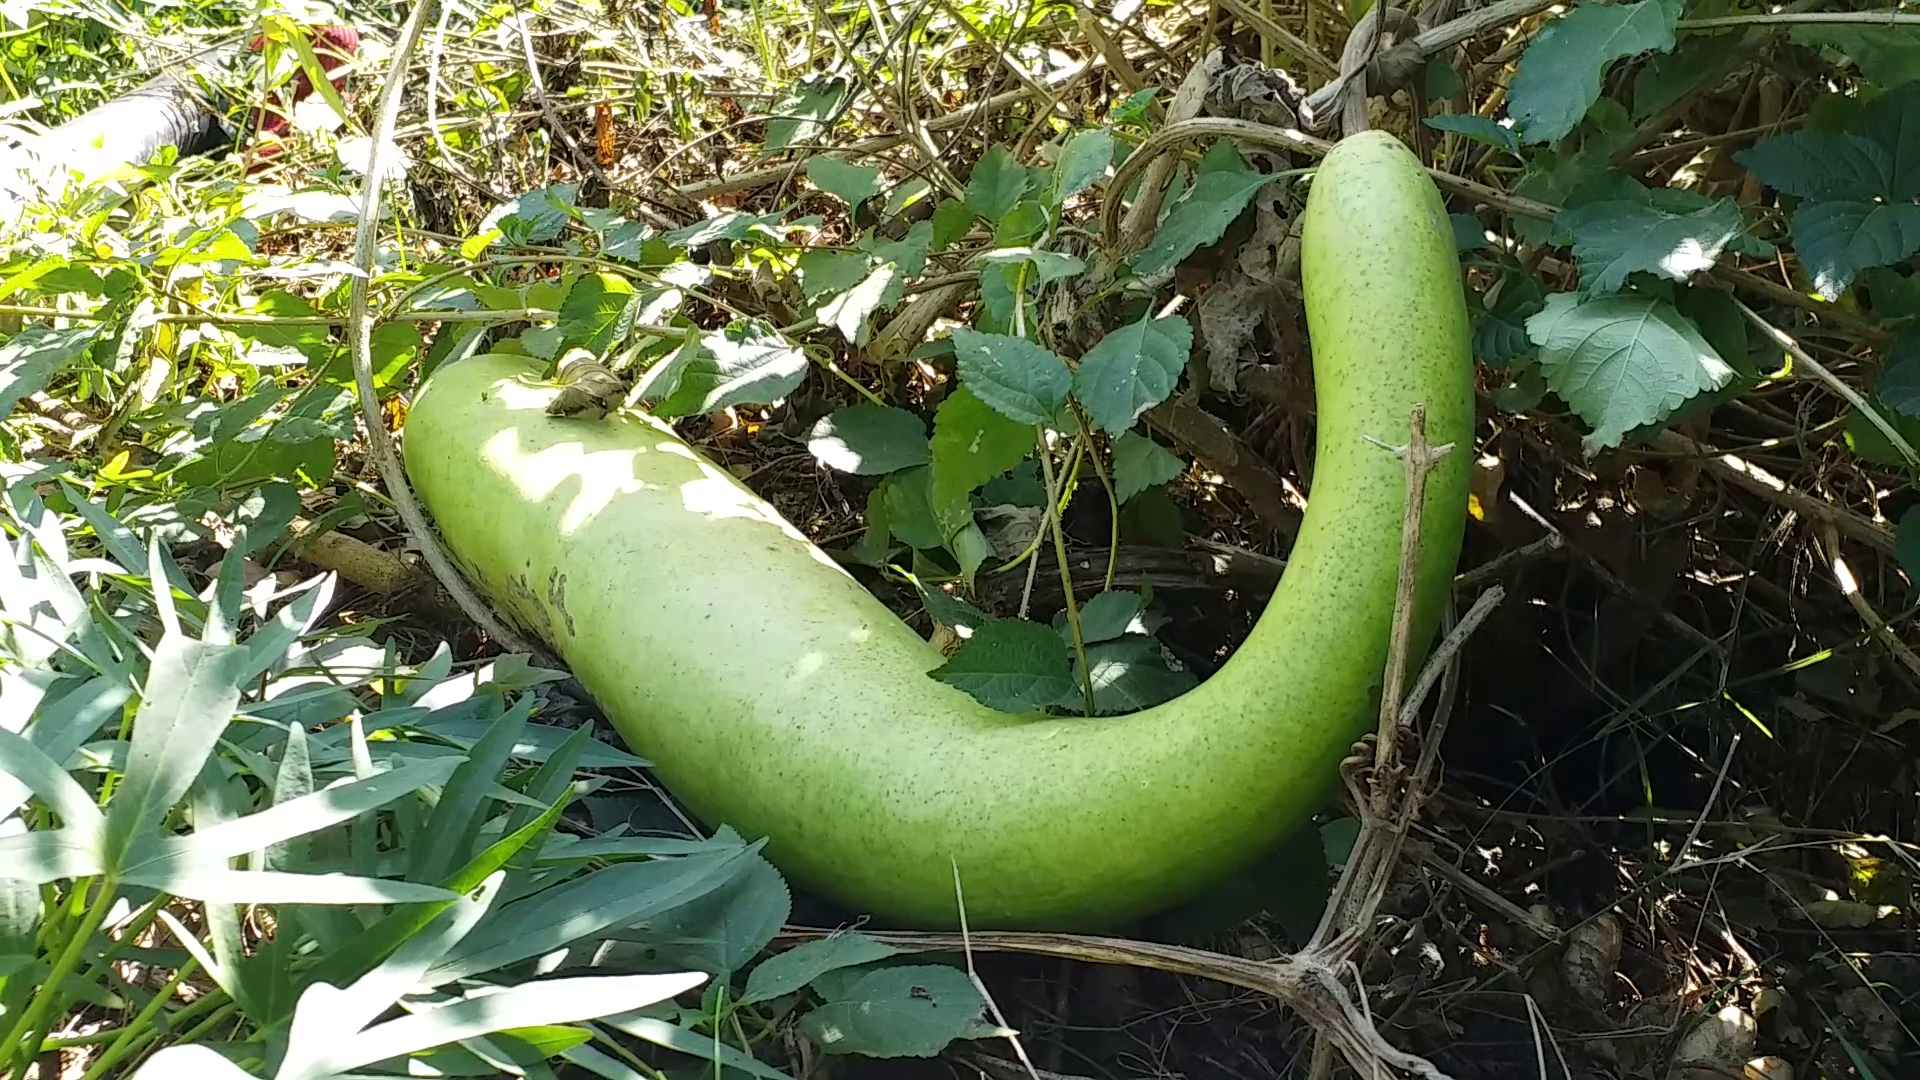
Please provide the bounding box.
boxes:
[75,959,197,1080]
[3,877,116,1075]
[1680,10,1919,27]
[1035,424,1096,716]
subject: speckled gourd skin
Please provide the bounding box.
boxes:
[400,130,1473,930]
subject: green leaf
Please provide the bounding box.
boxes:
[1129,168,1279,277]
[0,728,104,829]
[1554,199,1747,294]
[641,323,808,420]
[991,201,1050,247]
[480,184,577,246]
[636,851,789,975]
[427,847,753,984]
[179,758,462,862]
[1423,114,1520,154]
[880,467,951,550]
[1508,0,1675,145]
[596,1015,796,1080]
[1070,590,1144,644]
[1876,346,1920,419]
[1074,314,1192,435]
[1844,406,1920,468]
[1899,506,1920,583]
[797,250,871,303]
[1475,273,1546,367]
[0,325,101,416]
[799,964,986,1058]
[408,696,532,885]
[1052,128,1114,203]
[807,405,930,475]
[765,77,847,151]
[929,387,1037,510]
[117,860,456,905]
[1076,636,1197,715]
[0,832,102,884]
[103,632,250,873]
[949,329,1071,426]
[818,263,896,344]
[807,156,882,206]
[931,200,974,248]
[965,145,1028,223]
[1862,80,1920,201]
[862,219,934,277]
[559,273,637,354]
[287,972,708,1080]
[975,247,1087,286]
[1736,131,1895,201]
[1524,292,1736,451]
[742,933,902,1005]
[930,617,1074,713]
[1791,200,1920,301]
[1793,26,1920,91]
[1630,37,1719,120]
[0,877,38,977]
[1112,431,1185,502]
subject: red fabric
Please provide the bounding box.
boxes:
[247,25,359,159]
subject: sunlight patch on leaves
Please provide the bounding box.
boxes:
[1554,199,1747,294]
[1791,200,1920,301]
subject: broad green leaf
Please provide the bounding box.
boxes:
[929,387,1036,510]
[1862,80,1920,201]
[479,184,577,246]
[1554,199,1747,294]
[901,571,991,637]
[632,850,789,974]
[807,156,881,206]
[641,322,808,420]
[24,676,128,777]
[1876,348,1920,419]
[800,964,986,1058]
[965,145,1028,223]
[797,249,871,303]
[597,1014,795,1080]
[103,634,250,872]
[1052,127,1114,202]
[1844,406,1920,468]
[1129,168,1279,277]
[765,77,847,151]
[0,727,104,828]
[1068,590,1144,644]
[1736,131,1894,201]
[880,467,951,550]
[284,972,707,1080]
[930,617,1074,713]
[1899,506,1920,583]
[861,219,934,277]
[1508,0,1674,145]
[741,933,901,1005]
[1423,114,1520,154]
[949,328,1071,425]
[976,247,1087,286]
[931,200,974,248]
[1076,636,1197,715]
[180,758,463,862]
[991,201,1049,247]
[427,847,753,984]
[819,263,896,344]
[1525,292,1735,451]
[662,211,792,250]
[1793,26,1920,91]
[807,404,930,475]
[1791,200,1920,301]
[1074,314,1192,435]
[559,273,637,355]
[1475,273,1546,367]
[0,325,101,417]
[1630,37,1721,120]
[1112,431,1185,502]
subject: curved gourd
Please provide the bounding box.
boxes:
[401,131,1473,929]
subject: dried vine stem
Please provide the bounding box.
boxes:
[775,928,1451,1079]
[347,0,542,659]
